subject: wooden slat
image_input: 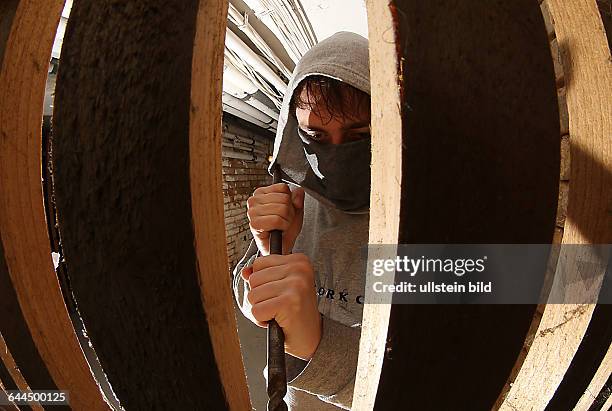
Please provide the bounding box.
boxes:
[0,379,21,411]
[0,236,64,407]
[190,0,251,410]
[573,343,612,410]
[0,1,111,410]
[0,1,18,65]
[600,383,612,411]
[353,1,401,409]
[497,0,612,408]
[358,0,561,409]
[541,303,612,410]
[52,0,248,409]
[0,333,42,411]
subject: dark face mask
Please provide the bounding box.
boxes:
[300,135,372,211]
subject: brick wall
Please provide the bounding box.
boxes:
[222,118,274,271]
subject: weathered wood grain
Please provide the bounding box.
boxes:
[52,0,248,409]
[0,0,18,65]
[353,1,401,410]
[359,0,561,409]
[0,377,20,411]
[545,304,612,410]
[190,0,251,409]
[497,0,612,408]
[0,1,111,409]
[0,236,64,411]
[0,333,43,411]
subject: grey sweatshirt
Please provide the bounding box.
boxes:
[232,32,370,410]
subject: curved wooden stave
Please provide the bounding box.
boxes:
[360,1,611,410]
[541,301,612,410]
[190,0,251,409]
[573,345,611,410]
[0,1,112,410]
[558,7,611,410]
[0,378,20,411]
[359,0,574,409]
[51,0,249,409]
[1,235,67,409]
[0,332,44,411]
[599,380,612,411]
[353,1,401,410]
[496,1,612,409]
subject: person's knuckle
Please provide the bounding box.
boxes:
[280,204,292,219]
[272,215,284,227]
[252,257,263,271]
[246,290,256,305]
[253,186,268,195]
[246,196,256,208]
[250,305,264,322]
[247,272,259,288]
[287,204,295,218]
[273,183,289,193]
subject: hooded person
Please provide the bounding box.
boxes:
[232,31,371,410]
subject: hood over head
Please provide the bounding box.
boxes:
[268,31,371,214]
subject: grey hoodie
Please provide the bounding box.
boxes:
[232,31,370,410]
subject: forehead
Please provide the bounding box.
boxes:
[294,86,370,127]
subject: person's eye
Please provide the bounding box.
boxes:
[298,128,324,142]
[347,131,371,141]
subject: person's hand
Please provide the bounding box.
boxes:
[241,253,322,360]
[247,183,305,255]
